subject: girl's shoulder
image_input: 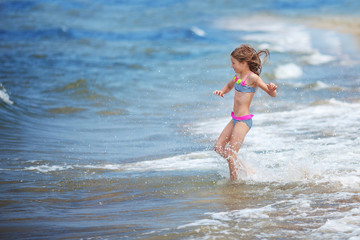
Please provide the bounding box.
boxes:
[249,72,260,80]
[248,72,260,86]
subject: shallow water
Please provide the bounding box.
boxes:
[1,0,360,239]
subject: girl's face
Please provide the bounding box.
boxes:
[231,56,246,73]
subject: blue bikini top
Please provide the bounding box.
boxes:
[233,73,256,93]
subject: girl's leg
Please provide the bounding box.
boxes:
[214,120,234,158]
[226,122,254,180]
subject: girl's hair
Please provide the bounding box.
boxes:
[231,44,270,76]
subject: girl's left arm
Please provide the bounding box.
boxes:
[255,76,277,97]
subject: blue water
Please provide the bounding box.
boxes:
[1,0,360,239]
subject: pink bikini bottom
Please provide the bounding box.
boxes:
[231,112,254,120]
[231,112,254,129]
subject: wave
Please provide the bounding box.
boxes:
[177,196,360,239]
[215,15,313,53]
[316,207,360,238]
[302,51,336,65]
[21,151,222,173]
[11,98,360,189]
[178,204,275,230]
[0,83,13,105]
[214,14,340,69]
[47,78,118,109]
[47,107,86,114]
[281,80,351,92]
[0,28,73,41]
[0,25,207,43]
[25,164,74,173]
[188,99,360,185]
[190,26,206,37]
[305,81,344,91]
[275,63,302,79]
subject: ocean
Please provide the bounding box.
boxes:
[1,0,360,239]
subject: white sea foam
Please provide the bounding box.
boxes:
[215,16,286,32]
[25,165,73,173]
[212,205,274,219]
[191,26,206,37]
[190,99,360,186]
[311,81,331,90]
[302,51,336,65]
[315,207,360,238]
[290,80,343,91]
[18,99,360,240]
[78,151,224,173]
[0,84,13,105]
[243,26,313,53]
[216,16,313,54]
[178,205,274,230]
[24,100,360,189]
[178,205,275,229]
[275,63,303,79]
[22,151,225,176]
[215,15,340,69]
[178,219,227,229]
[178,195,360,239]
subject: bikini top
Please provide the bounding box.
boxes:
[233,73,256,93]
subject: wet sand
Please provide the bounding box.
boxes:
[298,15,360,47]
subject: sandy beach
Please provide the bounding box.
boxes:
[300,15,360,47]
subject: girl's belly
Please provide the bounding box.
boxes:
[233,93,254,116]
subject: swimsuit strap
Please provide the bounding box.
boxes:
[233,75,239,83]
[244,73,251,81]
[233,73,252,85]
[241,73,251,86]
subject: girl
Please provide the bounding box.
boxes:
[213,44,277,181]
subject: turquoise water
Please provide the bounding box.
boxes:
[1,0,360,239]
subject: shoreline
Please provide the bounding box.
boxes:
[295,15,360,48]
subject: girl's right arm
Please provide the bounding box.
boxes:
[213,79,235,98]
[255,75,277,97]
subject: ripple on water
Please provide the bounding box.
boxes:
[47,107,86,114]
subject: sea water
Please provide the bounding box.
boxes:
[1,0,360,239]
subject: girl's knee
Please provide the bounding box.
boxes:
[214,144,224,155]
[214,144,221,154]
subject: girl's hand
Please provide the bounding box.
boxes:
[267,83,277,92]
[266,83,277,97]
[213,90,225,98]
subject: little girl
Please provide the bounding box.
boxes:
[213,44,277,181]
